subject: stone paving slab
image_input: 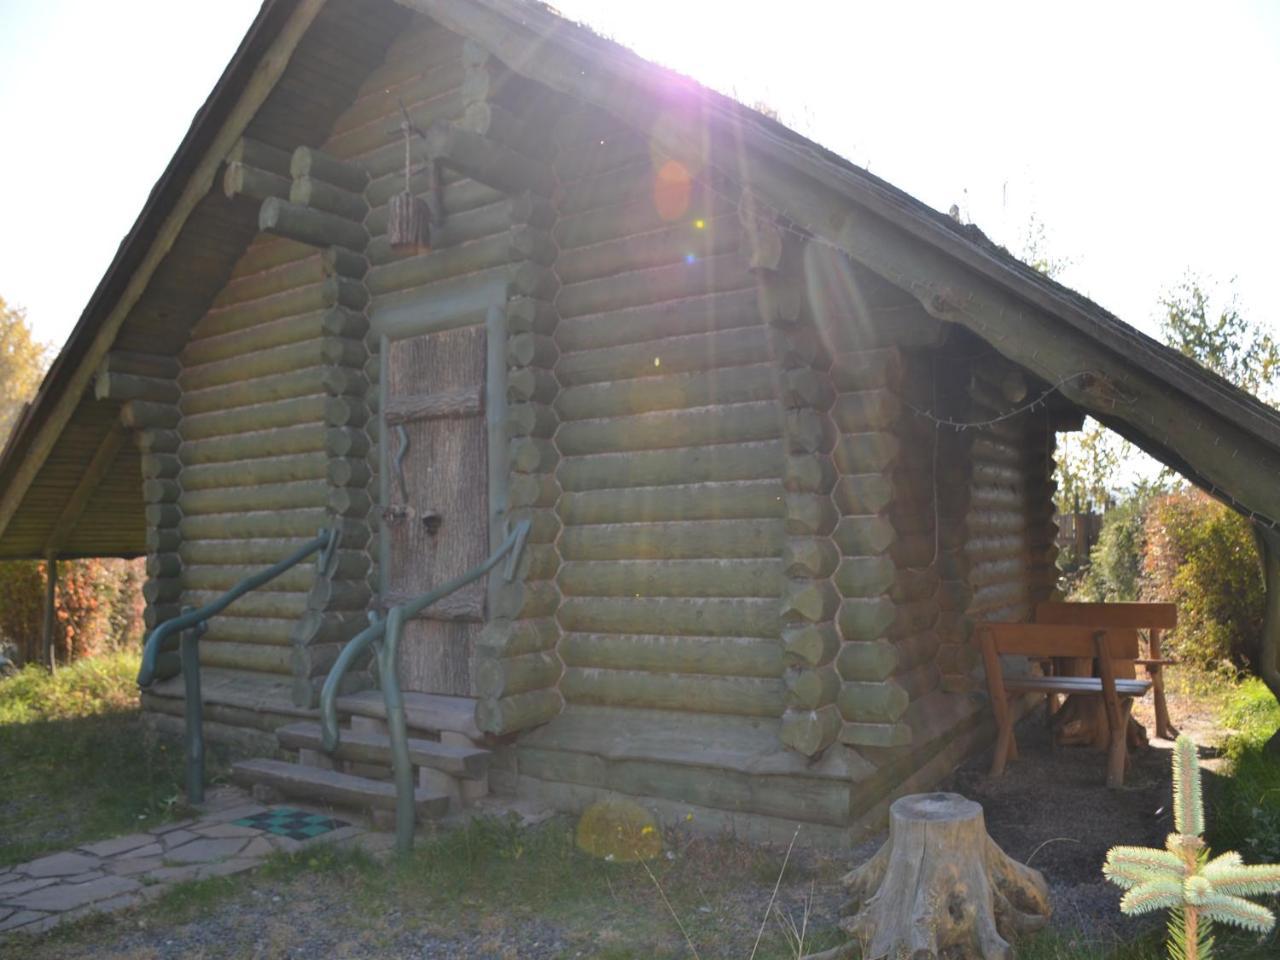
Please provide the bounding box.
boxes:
[24,852,101,878]
[79,833,156,858]
[0,789,374,939]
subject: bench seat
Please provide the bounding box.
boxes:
[1004,676,1151,697]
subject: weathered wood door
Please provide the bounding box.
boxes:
[382,324,488,696]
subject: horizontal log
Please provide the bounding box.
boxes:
[507,367,559,405]
[559,480,786,525]
[779,705,842,756]
[181,366,328,417]
[557,558,784,599]
[478,618,560,658]
[492,580,559,620]
[782,623,840,668]
[831,389,902,433]
[365,168,504,222]
[556,441,784,494]
[291,175,368,223]
[366,228,555,297]
[558,519,784,561]
[182,396,326,442]
[555,289,760,357]
[181,479,328,516]
[181,451,327,491]
[183,334,364,393]
[121,400,179,430]
[507,402,557,439]
[179,507,327,541]
[834,515,897,557]
[559,631,782,678]
[226,136,291,177]
[197,640,293,675]
[831,473,894,516]
[784,494,838,537]
[290,145,369,193]
[181,589,308,621]
[558,596,780,640]
[474,651,562,699]
[94,371,180,404]
[506,296,559,336]
[555,326,773,387]
[554,186,735,250]
[555,363,775,423]
[508,473,561,509]
[259,197,368,252]
[785,664,840,710]
[779,580,840,624]
[838,676,909,723]
[832,432,901,475]
[423,120,556,197]
[507,332,558,368]
[560,667,785,718]
[835,555,897,599]
[222,161,290,203]
[141,453,182,480]
[556,215,742,286]
[556,252,753,320]
[184,310,327,368]
[182,561,315,594]
[141,479,180,504]
[476,688,563,736]
[839,720,912,749]
[557,401,781,457]
[782,538,840,579]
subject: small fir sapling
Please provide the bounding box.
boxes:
[1103,735,1280,960]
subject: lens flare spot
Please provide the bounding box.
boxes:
[653,357,661,368]
[684,253,697,265]
[653,159,692,221]
[694,219,706,230]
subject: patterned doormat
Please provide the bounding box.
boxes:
[233,807,349,841]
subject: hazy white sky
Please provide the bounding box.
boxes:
[1,0,1277,355]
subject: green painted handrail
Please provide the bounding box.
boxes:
[136,527,339,803]
[320,519,530,854]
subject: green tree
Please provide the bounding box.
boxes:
[0,297,50,444]
[1159,275,1279,399]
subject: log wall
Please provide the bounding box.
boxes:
[550,117,789,725]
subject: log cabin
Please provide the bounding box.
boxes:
[2,0,1279,846]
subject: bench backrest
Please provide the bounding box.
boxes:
[1034,601,1176,630]
[976,622,1140,660]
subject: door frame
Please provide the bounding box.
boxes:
[372,286,511,619]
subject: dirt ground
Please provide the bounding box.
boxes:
[16,690,1225,959]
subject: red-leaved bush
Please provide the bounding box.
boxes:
[0,558,144,665]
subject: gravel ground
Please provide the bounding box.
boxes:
[19,692,1220,959]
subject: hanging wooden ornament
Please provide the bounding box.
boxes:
[389,114,432,255]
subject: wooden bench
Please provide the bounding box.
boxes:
[1035,601,1178,739]
[975,622,1152,787]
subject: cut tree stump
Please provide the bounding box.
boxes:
[807,793,1051,960]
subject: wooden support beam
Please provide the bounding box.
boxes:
[41,552,57,671]
[44,422,128,554]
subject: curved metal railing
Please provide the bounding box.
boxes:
[136,527,339,803]
[319,518,530,854]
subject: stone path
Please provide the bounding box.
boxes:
[0,788,381,939]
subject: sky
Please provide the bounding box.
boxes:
[1,0,1278,359]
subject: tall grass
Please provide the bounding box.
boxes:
[0,651,195,864]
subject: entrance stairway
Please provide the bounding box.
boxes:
[232,690,491,824]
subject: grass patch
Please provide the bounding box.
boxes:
[1209,678,1280,867]
[0,651,212,865]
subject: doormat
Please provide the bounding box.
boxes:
[233,807,349,841]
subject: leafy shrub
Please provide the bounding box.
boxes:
[1143,490,1265,674]
[0,557,144,666]
[1074,499,1148,602]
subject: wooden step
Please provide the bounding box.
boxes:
[276,722,489,780]
[336,690,481,739]
[231,759,451,818]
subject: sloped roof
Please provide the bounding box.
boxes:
[2,0,1278,560]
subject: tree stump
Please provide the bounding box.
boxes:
[1048,656,1146,751]
[810,793,1051,960]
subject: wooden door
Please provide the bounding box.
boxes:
[382,324,488,696]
